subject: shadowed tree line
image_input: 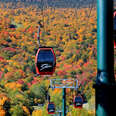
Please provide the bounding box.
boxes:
[0,0,96,8]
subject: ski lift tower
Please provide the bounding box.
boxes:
[50,79,78,116]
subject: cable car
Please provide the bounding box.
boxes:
[73,95,83,108]
[113,10,116,48]
[47,102,55,114]
[114,40,116,49]
[9,24,17,29]
[35,47,56,75]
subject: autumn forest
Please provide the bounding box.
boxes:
[0,1,100,116]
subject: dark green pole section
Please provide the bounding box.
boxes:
[59,112,62,116]
[96,0,116,116]
[97,0,114,80]
[62,88,66,116]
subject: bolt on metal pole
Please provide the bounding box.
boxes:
[95,0,116,116]
[62,88,66,116]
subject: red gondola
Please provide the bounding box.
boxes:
[73,95,83,108]
[35,47,56,75]
[114,41,116,49]
[47,102,55,114]
[113,10,116,48]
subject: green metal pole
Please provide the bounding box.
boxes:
[59,112,62,116]
[62,88,66,116]
[97,0,114,79]
[96,0,116,116]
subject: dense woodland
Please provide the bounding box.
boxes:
[0,0,96,8]
[0,1,114,116]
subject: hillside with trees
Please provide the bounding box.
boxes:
[0,0,96,8]
[0,1,102,116]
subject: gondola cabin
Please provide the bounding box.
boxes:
[113,10,116,48]
[114,41,116,49]
[73,95,83,108]
[35,47,56,75]
[47,102,55,114]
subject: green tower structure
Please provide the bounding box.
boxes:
[95,0,116,115]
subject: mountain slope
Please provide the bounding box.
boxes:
[0,0,96,8]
